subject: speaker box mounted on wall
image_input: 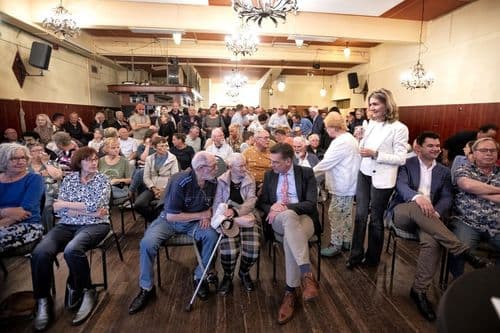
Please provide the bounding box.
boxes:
[347,72,359,90]
[29,42,52,70]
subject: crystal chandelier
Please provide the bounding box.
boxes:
[225,69,248,89]
[232,0,298,27]
[42,0,80,38]
[225,87,240,98]
[225,23,259,57]
[400,0,434,90]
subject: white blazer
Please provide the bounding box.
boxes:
[359,120,409,189]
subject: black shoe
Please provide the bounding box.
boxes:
[218,275,233,296]
[72,288,97,325]
[128,286,156,315]
[410,288,436,322]
[461,250,488,269]
[34,297,53,331]
[239,271,255,292]
[346,256,363,270]
[65,281,83,311]
[194,278,209,301]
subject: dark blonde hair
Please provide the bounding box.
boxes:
[368,88,399,123]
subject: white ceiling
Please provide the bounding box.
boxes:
[117,0,405,16]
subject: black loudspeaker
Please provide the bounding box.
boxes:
[29,42,52,70]
[348,72,359,90]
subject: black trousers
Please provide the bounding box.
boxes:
[349,172,393,264]
[31,223,110,299]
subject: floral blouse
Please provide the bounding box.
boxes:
[56,172,110,225]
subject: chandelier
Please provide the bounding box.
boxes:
[225,70,248,89]
[42,0,80,38]
[400,0,434,90]
[225,23,259,57]
[225,87,240,98]
[232,0,298,27]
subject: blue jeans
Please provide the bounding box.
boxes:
[139,217,219,290]
[450,221,500,276]
[31,223,110,299]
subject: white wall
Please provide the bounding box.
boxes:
[0,22,120,107]
[332,0,500,108]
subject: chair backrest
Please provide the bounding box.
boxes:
[214,155,227,178]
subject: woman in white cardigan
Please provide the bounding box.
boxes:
[134,136,179,222]
[346,88,409,269]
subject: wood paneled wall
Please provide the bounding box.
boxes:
[0,99,118,136]
[399,102,500,143]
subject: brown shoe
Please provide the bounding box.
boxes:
[277,291,296,325]
[301,272,319,301]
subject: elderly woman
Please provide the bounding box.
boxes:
[213,153,259,295]
[347,88,409,269]
[99,137,132,202]
[28,143,63,232]
[0,143,44,255]
[33,113,54,145]
[307,133,325,161]
[134,136,179,222]
[31,147,111,330]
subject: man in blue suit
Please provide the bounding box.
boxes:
[388,131,486,322]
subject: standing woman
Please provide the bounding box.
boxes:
[31,147,111,330]
[346,88,409,269]
[33,114,54,145]
[0,143,44,255]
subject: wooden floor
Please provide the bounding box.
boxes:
[0,209,442,333]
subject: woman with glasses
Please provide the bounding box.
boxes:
[31,147,111,330]
[28,143,63,232]
[134,136,179,223]
[0,143,44,255]
[213,153,259,295]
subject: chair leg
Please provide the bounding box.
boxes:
[256,249,260,280]
[390,237,397,287]
[113,232,124,262]
[120,208,125,236]
[272,243,277,284]
[317,241,321,282]
[165,246,170,260]
[102,248,108,290]
[439,249,449,291]
[386,230,393,254]
[156,250,162,289]
[0,259,7,276]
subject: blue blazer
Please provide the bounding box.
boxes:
[311,115,324,136]
[387,156,453,219]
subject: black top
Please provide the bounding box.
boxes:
[229,181,244,205]
[169,145,195,170]
[443,130,477,163]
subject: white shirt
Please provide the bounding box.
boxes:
[268,113,289,132]
[248,120,264,134]
[206,142,234,161]
[276,166,299,204]
[119,137,138,159]
[413,157,436,201]
[359,120,385,176]
[296,154,312,168]
[313,132,360,196]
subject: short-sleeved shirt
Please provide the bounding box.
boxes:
[160,170,217,222]
[99,156,131,180]
[454,163,500,235]
[119,138,138,158]
[242,146,271,183]
[129,113,151,140]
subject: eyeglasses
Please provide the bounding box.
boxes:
[257,136,270,140]
[476,148,498,154]
[10,156,28,162]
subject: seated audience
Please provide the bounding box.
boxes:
[313,112,360,257]
[136,129,157,168]
[112,110,131,130]
[186,126,202,153]
[180,106,202,134]
[63,112,90,146]
[0,143,44,255]
[213,153,259,295]
[157,113,176,147]
[134,137,179,223]
[205,128,233,162]
[31,147,111,329]
[267,106,289,135]
[248,113,268,134]
[88,128,104,152]
[306,134,325,161]
[291,113,312,137]
[239,131,254,153]
[227,124,243,153]
[128,152,218,314]
[257,143,320,325]
[451,137,500,276]
[52,131,79,173]
[274,128,293,146]
[118,128,137,172]
[33,113,54,144]
[169,133,195,171]
[89,111,111,132]
[28,143,63,232]
[387,131,487,322]
[450,140,475,184]
[99,137,132,202]
[51,113,65,132]
[3,128,20,144]
[23,131,57,160]
[242,129,271,190]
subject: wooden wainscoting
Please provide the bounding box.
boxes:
[0,99,118,135]
[399,102,500,143]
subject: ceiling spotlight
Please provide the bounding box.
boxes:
[344,42,351,58]
[172,32,182,45]
[295,39,304,48]
[320,88,327,97]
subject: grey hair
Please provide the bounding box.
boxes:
[0,143,30,172]
[52,131,72,146]
[308,106,319,114]
[254,129,269,138]
[292,136,309,146]
[308,133,320,141]
[192,151,215,170]
[472,137,500,152]
[226,153,245,168]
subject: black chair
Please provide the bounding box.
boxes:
[271,232,321,283]
[109,184,137,236]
